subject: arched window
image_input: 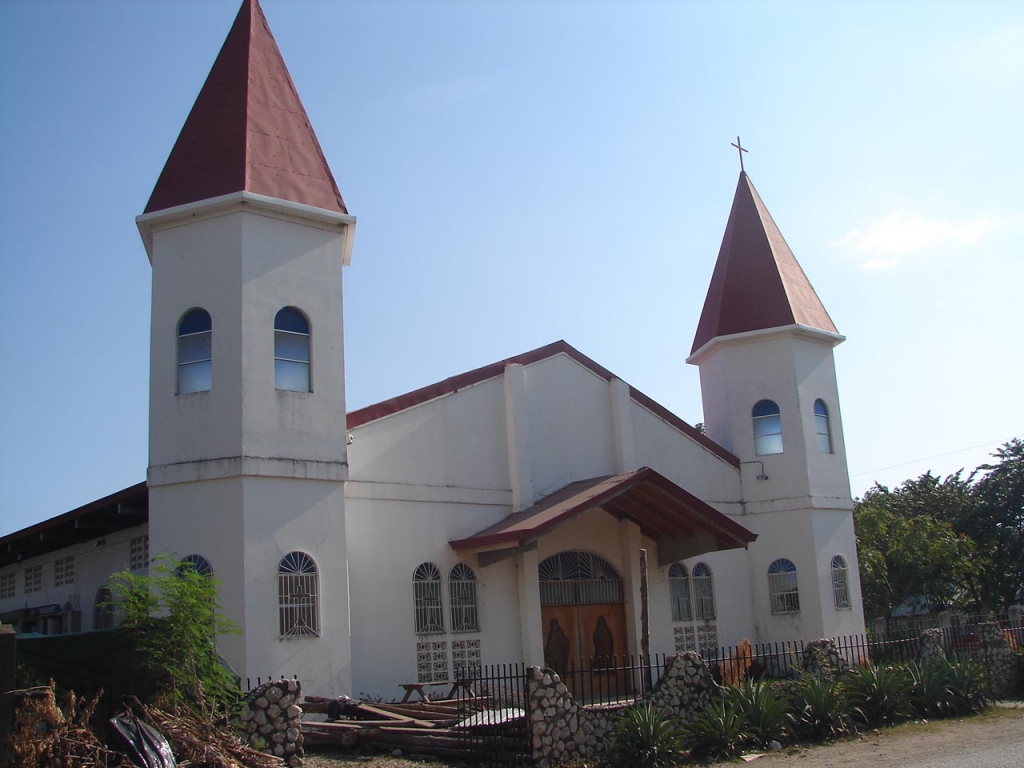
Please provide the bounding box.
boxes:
[692,562,716,619]
[94,586,115,630]
[278,552,319,637]
[449,563,479,632]
[669,563,692,621]
[752,399,783,455]
[178,308,212,394]
[815,399,834,454]
[177,554,214,578]
[538,551,623,605]
[831,554,851,609]
[274,307,311,392]
[413,563,444,634]
[768,558,800,614]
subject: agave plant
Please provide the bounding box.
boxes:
[945,655,993,715]
[727,679,794,747]
[846,663,912,727]
[907,658,955,718]
[789,672,853,741]
[608,701,686,768]
[685,699,748,759]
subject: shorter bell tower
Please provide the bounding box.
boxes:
[687,171,866,641]
[137,0,356,695]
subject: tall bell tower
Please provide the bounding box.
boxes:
[137,0,355,695]
[687,171,865,641]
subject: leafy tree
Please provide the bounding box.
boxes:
[109,554,241,711]
[854,490,978,619]
[964,439,1024,610]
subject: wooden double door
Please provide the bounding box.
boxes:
[541,602,630,700]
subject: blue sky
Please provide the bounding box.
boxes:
[1,0,1021,536]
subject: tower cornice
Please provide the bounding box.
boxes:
[686,323,845,366]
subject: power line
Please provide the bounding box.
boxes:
[850,435,1021,478]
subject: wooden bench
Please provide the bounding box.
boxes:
[399,679,474,703]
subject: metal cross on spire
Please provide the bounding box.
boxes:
[731,136,748,173]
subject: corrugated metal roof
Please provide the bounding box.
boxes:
[691,172,837,355]
[144,0,347,215]
[449,467,755,552]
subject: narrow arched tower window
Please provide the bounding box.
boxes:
[831,554,851,609]
[692,562,716,619]
[752,399,783,455]
[768,558,800,614]
[274,307,311,392]
[669,563,692,621]
[278,552,319,637]
[413,562,444,634]
[815,399,834,454]
[177,308,212,394]
[449,563,479,632]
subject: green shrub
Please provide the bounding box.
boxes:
[609,702,685,768]
[685,699,748,759]
[907,658,955,718]
[109,554,241,712]
[846,663,912,727]
[945,656,993,715]
[789,673,853,741]
[727,679,794,747]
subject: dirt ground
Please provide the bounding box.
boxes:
[302,705,1024,768]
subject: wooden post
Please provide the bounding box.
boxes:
[639,548,652,692]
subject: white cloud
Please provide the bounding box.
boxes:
[833,210,1003,270]
[955,26,1024,83]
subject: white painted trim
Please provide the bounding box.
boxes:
[136,191,356,263]
[148,456,349,486]
[504,364,534,512]
[610,378,637,473]
[686,324,846,365]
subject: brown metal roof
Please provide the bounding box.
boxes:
[449,467,755,552]
[144,0,347,215]
[0,482,148,568]
[347,340,739,468]
[690,172,837,355]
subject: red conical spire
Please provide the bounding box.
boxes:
[690,172,837,356]
[145,0,347,215]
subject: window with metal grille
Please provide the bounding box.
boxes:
[831,554,851,609]
[669,563,692,621]
[54,556,75,587]
[94,586,115,630]
[815,399,834,454]
[448,563,479,632]
[278,552,320,637]
[768,558,800,614]
[130,536,149,572]
[692,562,716,619]
[178,554,214,578]
[752,399,783,455]
[178,308,212,394]
[413,563,444,634]
[0,572,14,599]
[24,565,42,594]
[274,307,311,392]
[538,551,623,605]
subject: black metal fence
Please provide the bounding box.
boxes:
[557,652,669,706]
[454,662,530,765]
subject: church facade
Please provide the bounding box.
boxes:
[0,0,865,700]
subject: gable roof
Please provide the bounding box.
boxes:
[690,172,837,355]
[347,339,740,468]
[144,0,347,215]
[449,466,756,553]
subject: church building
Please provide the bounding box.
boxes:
[0,0,865,699]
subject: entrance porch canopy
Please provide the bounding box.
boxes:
[450,467,756,567]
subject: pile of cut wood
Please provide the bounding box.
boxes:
[301,695,525,759]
